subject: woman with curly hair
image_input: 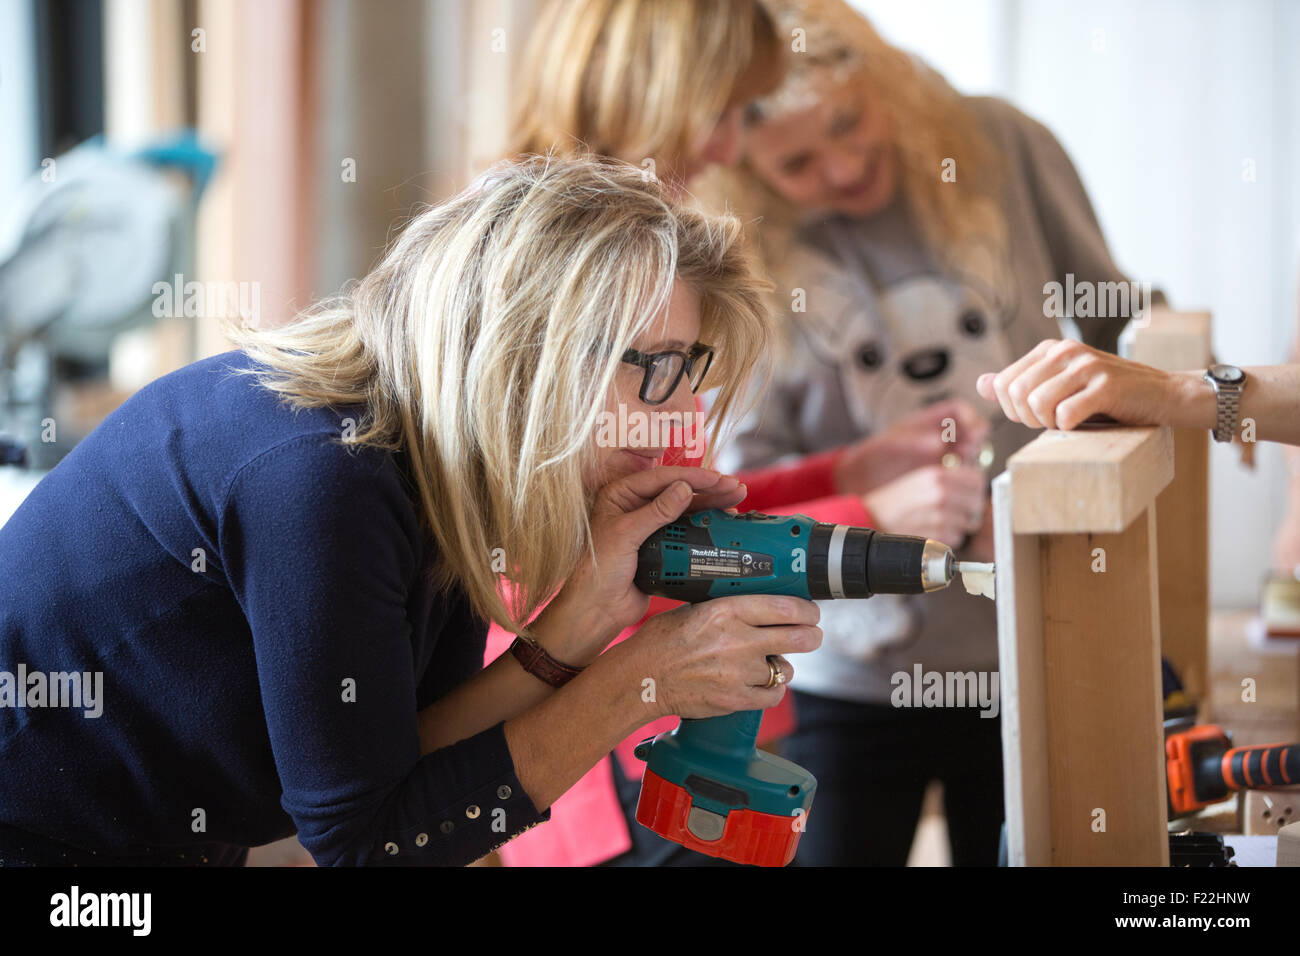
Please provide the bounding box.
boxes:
[704,0,1155,865]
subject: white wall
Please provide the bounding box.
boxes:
[0,0,38,210]
[0,0,40,526]
[852,0,1300,607]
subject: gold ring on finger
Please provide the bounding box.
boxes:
[763,656,780,689]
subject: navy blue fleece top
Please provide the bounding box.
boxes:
[0,351,547,865]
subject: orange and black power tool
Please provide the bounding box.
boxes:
[1166,723,1300,818]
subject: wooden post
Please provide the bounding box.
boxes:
[194,0,314,349]
[995,426,1174,865]
[1124,309,1213,704]
[103,0,194,375]
[991,474,1049,865]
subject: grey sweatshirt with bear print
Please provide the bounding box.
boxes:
[715,96,1156,704]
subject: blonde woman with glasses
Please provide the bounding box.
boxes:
[495,0,995,868]
[0,156,822,867]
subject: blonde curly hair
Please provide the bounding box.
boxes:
[700,0,1009,310]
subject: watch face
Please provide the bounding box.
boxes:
[1209,364,1245,384]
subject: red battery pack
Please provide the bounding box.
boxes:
[635,769,805,867]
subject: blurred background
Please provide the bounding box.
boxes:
[0,0,1296,605]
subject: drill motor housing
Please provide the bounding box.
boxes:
[634,509,936,603]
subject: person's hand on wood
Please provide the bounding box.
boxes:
[981,339,1300,448]
[976,339,1181,431]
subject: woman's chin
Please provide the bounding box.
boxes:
[831,154,896,218]
[613,450,660,479]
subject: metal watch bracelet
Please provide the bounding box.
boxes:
[1204,364,1246,443]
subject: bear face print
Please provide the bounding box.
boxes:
[788,247,1015,434]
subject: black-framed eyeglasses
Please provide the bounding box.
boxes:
[620,342,715,405]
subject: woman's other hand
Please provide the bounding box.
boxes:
[862,464,986,549]
[625,594,822,720]
[834,398,990,495]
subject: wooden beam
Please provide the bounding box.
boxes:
[1037,508,1168,865]
[194,0,313,350]
[992,473,1050,866]
[1124,308,1211,372]
[1124,309,1214,704]
[103,0,194,380]
[462,0,544,181]
[998,427,1172,865]
[1007,426,1173,533]
[104,0,186,147]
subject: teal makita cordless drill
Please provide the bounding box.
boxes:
[632,508,987,866]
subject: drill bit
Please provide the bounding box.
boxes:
[955,561,995,600]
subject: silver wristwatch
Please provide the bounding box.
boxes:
[1203,364,1246,443]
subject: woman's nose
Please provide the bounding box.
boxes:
[823,147,865,189]
[659,376,698,420]
[699,108,744,168]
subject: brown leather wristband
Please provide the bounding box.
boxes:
[508,635,583,688]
